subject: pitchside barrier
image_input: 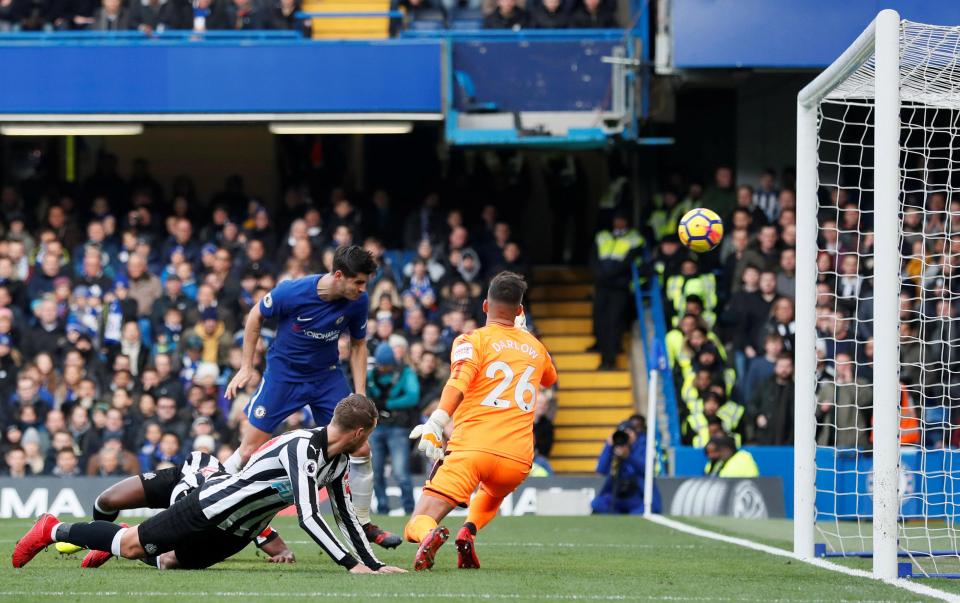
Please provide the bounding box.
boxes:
[0,476,781,520]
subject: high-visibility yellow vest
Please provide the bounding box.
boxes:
[595,229,644,261]
[685,412,708,446]
[665,329,685,368]
[717,401,744,434]
[688,401,744,448]
[680,373,700,412]
[708,332,728,362]
[722,367,737,396]
[705,449,760,478]
[665,273,717,327]
[649,199,692,241]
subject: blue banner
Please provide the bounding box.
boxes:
[674,445,960,521]
[673,0,960,68]
[815,448,960,521]
[452,38,620,112]
[0,40,442,114]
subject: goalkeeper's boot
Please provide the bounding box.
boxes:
[413,526,449,571]
[364,523,402,549]
[12,513,58,568]
[455,525,480,569]
[80,523,128,569]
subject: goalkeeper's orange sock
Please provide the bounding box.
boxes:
[466,491,503,531]
[403,515,438,543]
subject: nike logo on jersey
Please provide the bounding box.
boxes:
[296,316,314,322]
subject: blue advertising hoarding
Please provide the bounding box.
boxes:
[675,445,960,522]
[673,0,960,68]
[0,40,442,114]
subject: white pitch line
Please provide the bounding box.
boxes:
[0,540,699,549]
[0,592,671,601]
[276,541,699,549]
[646,515,960,603]
[0,592,861,602]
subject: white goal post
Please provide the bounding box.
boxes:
[796,9,960,581]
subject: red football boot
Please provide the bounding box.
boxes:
[413,526,449,571]
[455,526,480,569]
[12,514,59,568]
[363,523,402,549]
[80,523,129,569]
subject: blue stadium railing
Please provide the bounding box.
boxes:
[632,262,681,448]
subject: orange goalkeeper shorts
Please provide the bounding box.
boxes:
[422,450,530,508]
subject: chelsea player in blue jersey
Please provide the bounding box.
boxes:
[224,245,401,548]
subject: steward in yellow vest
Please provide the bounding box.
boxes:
[647,191,692,242]
[704,434,759,478]
[685,391,745,448]
[664,259,717,328]
[591,212,644,371]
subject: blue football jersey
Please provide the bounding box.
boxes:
[259,275,368,382]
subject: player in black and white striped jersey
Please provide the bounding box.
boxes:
[14,394,406,574]
[78,450,294,568]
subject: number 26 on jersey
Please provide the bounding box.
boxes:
[480,361,537,412]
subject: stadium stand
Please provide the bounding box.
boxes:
[0,0,622,33]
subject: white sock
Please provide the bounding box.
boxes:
[223,449,244,475]
[110,527,127,556]
[349,455,373,525]
[50,523,62,542]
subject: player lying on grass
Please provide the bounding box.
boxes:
[67,450,295,568]
[13,394,406,574]
[223,245,400,549]
[405,272,557,570]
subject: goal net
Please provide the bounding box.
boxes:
[796,11,960,580]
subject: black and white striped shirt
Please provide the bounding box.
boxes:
[170,452,226,506]
[195,428,382,570]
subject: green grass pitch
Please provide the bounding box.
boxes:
[2,515,960,601]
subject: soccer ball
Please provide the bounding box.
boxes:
[55,542,83,555]
[678,208,724,253]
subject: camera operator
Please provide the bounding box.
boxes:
[367,342,420,515]
[591,414,661,514]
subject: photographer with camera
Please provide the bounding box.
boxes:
[591,414,661,514]
[368,342,420,515]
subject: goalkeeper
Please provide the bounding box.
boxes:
[405,273,558,571]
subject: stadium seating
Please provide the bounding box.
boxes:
[303,0,392,40]
[532,266,632,473]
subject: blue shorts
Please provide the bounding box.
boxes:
[243,367,351,433]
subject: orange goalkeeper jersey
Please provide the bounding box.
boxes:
[444,322,558,465]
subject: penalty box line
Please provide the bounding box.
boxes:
[645,515,960,603]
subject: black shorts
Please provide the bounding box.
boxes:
[172,529,251,569]
[139,466,181,508]
[136,488,249,569]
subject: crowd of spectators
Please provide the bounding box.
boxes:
[0,153,551,487]
[399,0,620,30]
[0,0,621,33]
[647,165,798,448]
[0,0,307,33]
[479,0,618,29]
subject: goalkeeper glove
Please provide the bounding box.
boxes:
[514,308,527,331]
[409,409,451,461]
